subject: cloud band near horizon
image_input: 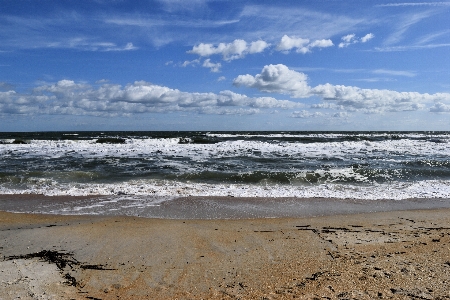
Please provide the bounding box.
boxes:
[234,64,450,114]
[1,64,449,118]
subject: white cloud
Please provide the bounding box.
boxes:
[47,38,137,52]
[105,16,240,30]
[188,43,220,57]
[0,91,17,103]
[35,79,88,95]
[202,59,221,72]
[356,78,397,83]
[187,39,270,61]
[276,35,309,52]
[339,33,374,48]
[122,42,136,51]
[291,110,323,118]
[182,59,200,67]
[250,97,305,109]
[361,33,374,43]
[332,112,349,118]
[416,30,450,45]
[375,43,450,52]
[233,64,450,114]
[309,39,334,48]
[311,83,448,113]
[383,11,434,46]
[0,80,304,117]
[219,39,247,60]
[1,3,366,52]
[372,69,416,77]
[373,9,449,52]
[341,34,356,44]
[276,35,333,53]
[188,36,331,61]
[430,102,450,112]
[238,5,365,43]
[249,40,270,53]
[199,107,260,115]
[182,58,222,72]
[233,64,311,98]
[310,102,339,110]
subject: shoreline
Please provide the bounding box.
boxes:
[1,194,450,219]
[1,208,450,299]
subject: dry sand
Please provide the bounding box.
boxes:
[1,209,450,299]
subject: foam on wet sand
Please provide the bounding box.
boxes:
[1,205,450,299]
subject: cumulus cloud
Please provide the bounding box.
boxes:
[181,58,221,72]
[250,97,305,109]
[332,112,350,118]
[5,66,450,120]
[339,33,374,48]
[187,39,270,61]
[276,35,309,52]
[182,59,200,67]
[361,33,374,43]
[187,34,337,63]
[276,35,333,53]
[429,102,450,112]
[249,40,270,53]
[233,64,311,98]
[341,34,356,44]
[233,64,450,114]
[199,107,260,115]
[311,84,448,113]
[202,59,222,72]
[0,80,304,117]
[309,39,334,48]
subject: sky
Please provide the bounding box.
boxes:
[1,0,450,131]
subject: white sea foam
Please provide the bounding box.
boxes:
[0,141,411,159]
[1,178,450,200]
[41,195,176,216]
[2,134,449,161]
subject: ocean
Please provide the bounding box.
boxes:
[1,131,450,218]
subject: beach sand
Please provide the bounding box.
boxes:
[1,207,450,299]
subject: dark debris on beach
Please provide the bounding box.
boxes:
[4,250,116,288]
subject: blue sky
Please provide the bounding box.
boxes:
[1,0,450,131]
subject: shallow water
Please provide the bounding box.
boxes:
[1,195,450,219]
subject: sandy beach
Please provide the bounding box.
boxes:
[1,206,450,299]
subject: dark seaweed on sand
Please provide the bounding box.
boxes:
[5,250,116,287]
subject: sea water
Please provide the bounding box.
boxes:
[1,131,450,217]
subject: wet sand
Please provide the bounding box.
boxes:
[1,206,450,299]
[2,194,450,219]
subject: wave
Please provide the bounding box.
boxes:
[1,178,450,200]
[2,131,450,199]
